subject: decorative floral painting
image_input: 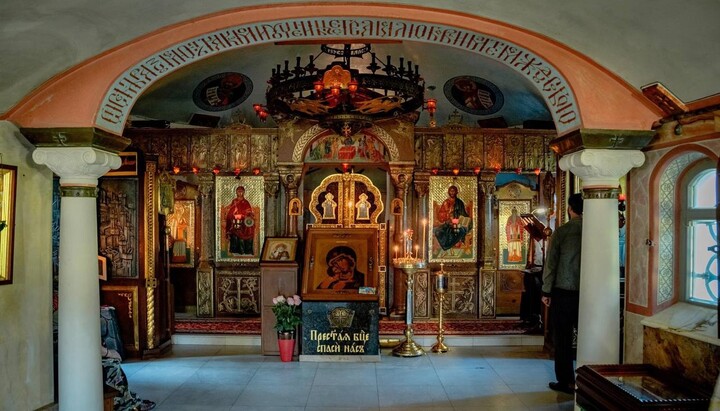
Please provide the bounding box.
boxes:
[215,176,265,263]
[429,176,477,263]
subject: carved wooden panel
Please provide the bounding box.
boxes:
[444,133,464,169]
[196,268,214,317]
[413,269,429,318]
[481,269,496,318]
[210,132,230,169]
[230,133,250,170]
[191,134,211,169]
[504,134,524,170]
[98,178,139,278]
[484,134,504,170]
[464,134,484,169]
[170,134,191,170]
[524,135,544,171]
[148,137,169,170]
[424,136,443,169]
[251,134,272,171]
[444,271,477,318]
[216,271,260,316]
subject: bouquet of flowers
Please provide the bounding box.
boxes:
[271,294,302,333]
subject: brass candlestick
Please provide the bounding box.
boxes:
[392,258,426,357]
[431,264,448,353]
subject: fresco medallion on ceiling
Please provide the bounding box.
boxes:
[444,76,504,116]
[193,72,253,112]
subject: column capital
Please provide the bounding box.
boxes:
[32,147,121,186]
[549,128,654,157]
[277,162,303,190]
[196,173,215,198]
[413,171,430,198]
[389,163,415,191]
[559,149,645,187]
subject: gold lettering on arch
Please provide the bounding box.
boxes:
[97,17,580,135]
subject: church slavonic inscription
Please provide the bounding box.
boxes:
[98,18,578,135]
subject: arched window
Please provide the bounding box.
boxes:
[680,161,718,306]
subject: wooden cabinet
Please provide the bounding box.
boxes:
[576,364,711,411]
[260,263,299,355]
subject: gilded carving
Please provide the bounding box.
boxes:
[210,132,230,169]
[216,274,260,315]
[413,171,430,198]
[230,133,250,171]
[524,135,544,170]
[191,134,210,170]
[264,174,280,199]
[446,273,477,317]
[444,133,464,169]
[424,137,442,169]
[481,270,496,318]
[145,161,158,349]
[146,137,169,170]
[308,173,384,226]
[504,134,524,170]
[251,134,271,170]
[464,135,484,169]
[414,270,429,318]
[484,134,504,170]
[98,178,138,278]
[196,269,214,317]
[170,135,190,170]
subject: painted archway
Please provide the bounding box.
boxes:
[3,4,661,135]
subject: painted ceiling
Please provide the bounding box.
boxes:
[130,41,553,129]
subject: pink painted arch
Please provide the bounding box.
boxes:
[3,3,662,136]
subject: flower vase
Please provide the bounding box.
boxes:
[277,330,295,362]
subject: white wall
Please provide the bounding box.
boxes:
[0,121,54,410]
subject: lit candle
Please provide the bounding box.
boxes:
[414,245,419,259]
[394,245,398,260]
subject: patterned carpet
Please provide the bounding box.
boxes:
[174,317,538,335]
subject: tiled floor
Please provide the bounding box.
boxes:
[122,344,575,410]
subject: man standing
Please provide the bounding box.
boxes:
[542,193,583,395]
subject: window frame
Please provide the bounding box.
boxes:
[679,160,717,308]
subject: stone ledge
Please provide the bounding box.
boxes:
[641,302,719,346]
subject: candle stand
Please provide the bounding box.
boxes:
[392,258,426,357]
[431,263,448,353]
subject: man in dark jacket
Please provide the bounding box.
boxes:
[542,193,583,394]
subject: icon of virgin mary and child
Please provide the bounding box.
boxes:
[316,246,365,290]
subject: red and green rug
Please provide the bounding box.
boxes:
[174,317,536,335]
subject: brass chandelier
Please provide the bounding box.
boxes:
[255,43,426,137]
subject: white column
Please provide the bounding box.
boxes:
[559,149,644,367]
[33,147,121,411]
